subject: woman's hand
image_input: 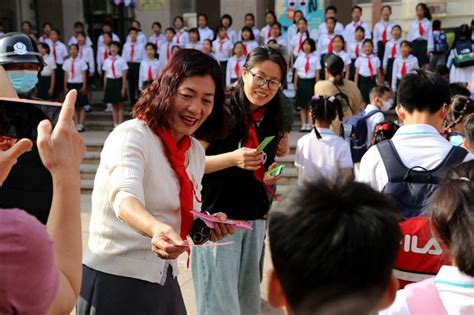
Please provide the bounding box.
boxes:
[264,162,281,186]
[209,212,236,242]
[276,133,289,157]
[0,137,32,185]
[150,222,188,260]
[232,147,263,170]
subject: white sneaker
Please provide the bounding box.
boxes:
[105,103,113,112]
[84,104,92,112]
[76,124,85,132]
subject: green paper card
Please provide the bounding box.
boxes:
[266,165,285,177]
[257,136,275,152]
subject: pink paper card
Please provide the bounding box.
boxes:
[191,210,253,231]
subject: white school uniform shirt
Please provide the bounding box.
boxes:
[382,38,402,69]
[122,42,146,63]
[344,20,371,45]
[364,104,385,147]
[261,25,273,44]
[225,27,237,43]
[357,124,473,191]
[391,55,419,90]
[126,32,147,46]
[98,32,121,49]
[294,52,320,78]
[198,27,214,43]
[63,57,88,84]
[158,41,174,68]
[68,34,93,47]
[38,35,53,47]
[372,20,395,52]
[149,33,166,49]
[242,40,259,57]
[318,21,344,37]
[333,50,351,66]
[174,29,189,47]
[348,41,364,59]
[379,266,474,315]
[48,41,68,65]
[102,55,128,79]
[316,33,336,56]
[40,54,57,76]
[78,45,95,74]
[291,31,309,56]
[355,53,380,77]
[239,26,261,44]
[138,58,161,90]
[226,55,245,86]
[408,18,434,52]
[212,38,233,61]
[96,46,110,75]
[295,128,353,185]
[309,28,320,42]
[185,41,203,51]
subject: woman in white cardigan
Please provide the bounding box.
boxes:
[77,49,234,314]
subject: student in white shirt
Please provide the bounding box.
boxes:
[173,16,189,48]
[391,41,419,92]
[68,21,93,47]
[185,28,203,51]
[380,161,474,315]
[260,10,277,45]
[149,21,166,50]
[48,28,68,101]
[36,42,56,100]
[287,10,304,46]
[126,20,147,46]
[239,13,261,44]
[220,14,237,44]
[123,27,146,105]
[138,43,161,91]
[330,35,351,79]
[96,32,112,77]
[241,26,259,58]
[355,39,382,105]
[77,32,95,112]
[373,5,396,62]
[197,13,214,43]
[97,22,121,50]
[348,26,366,81]
[383,25,403,86]
[226,42,245,87]
[63,44,88,132]
[294,38,320,132]
[365,85,393,147]
[408,3,433,68]
[316,17,338,80]
[159,28,176,69]
[102,41,128,127]
[318,5,344,37]
[212,25,233,80]
[38,22,53,47]
[446,24,474,84]
[357,70,473,192]
[296,95,353,184]
[344,5,371,46]
[290,17,310,64]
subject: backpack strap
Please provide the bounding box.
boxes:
[430,146,468,180]
[405,278,448,315]
[376,140,408,182]
[364,109,381,120]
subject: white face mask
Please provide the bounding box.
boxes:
[381,99,393,112]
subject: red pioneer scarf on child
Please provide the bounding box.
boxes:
[244,108,278,200]
[153,127,194,240]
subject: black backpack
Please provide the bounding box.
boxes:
[377,140,468,219]
[344,110,382,163]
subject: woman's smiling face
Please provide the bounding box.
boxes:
[242,60,282,109]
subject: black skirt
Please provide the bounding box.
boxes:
[412,39,428,66]
[67,82,88,108]
[295,78,316,109]
[77,265,187,315]
[349,58,357,81]
[386,58,395,84]
[36,75,51,100]
[377,41,386,63]
[104,78,125,104]
[358,75,376,104]
[54,66,64,94]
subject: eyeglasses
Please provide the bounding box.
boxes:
[248,70,281,91]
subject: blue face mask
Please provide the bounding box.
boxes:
[7,70,39,94]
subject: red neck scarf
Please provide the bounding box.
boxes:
[244,108,277,200]
[153,127,194,240]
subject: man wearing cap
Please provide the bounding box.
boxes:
[0,32,53,224]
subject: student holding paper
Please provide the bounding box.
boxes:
[192,46,288,315]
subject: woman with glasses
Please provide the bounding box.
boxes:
[77,49,234,315]
[191,45,288,315]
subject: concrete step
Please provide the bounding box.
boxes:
[275,154,295,168]
[81,164,98,180]
[83,151,101,165]
[277,168,298,186]
[85,111,131,121]
[81,179,94,194]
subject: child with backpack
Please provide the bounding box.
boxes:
[380,161,474,315]
[429,20,448,71]
[447,24,474,84]
[357,70,472,214]
[295,95,353,184]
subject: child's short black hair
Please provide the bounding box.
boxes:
[268,179,401,313]
[188,27,200,41]
[465,113,474,150]
[50,28,60,36]
[74,21,84,29]
[165,27,177,35]
[362,38,373,47]
[381,5,392,13]
[400,40,411,48]
[152,21,162,28]
[355,26,365,34]
[392,24,402,32]
[325,5,337,14]
[302,38,316,53]
[241,26,255,41]
[110,41,121,50]
[220,14,233,27]
[145,42,157,52]
[69,43,79,50]
[398,70,450,114]
[310,96,343,137]
[37,42,50,54]
[325,16,337,25]
[433,19,442,30]
[352,5,362,13]
[449,82,470,98]
[198,13,208,21]
[128,27,139,34]
[370,85,391,101]
[436,64,449,77]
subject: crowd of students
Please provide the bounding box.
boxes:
[0,2,474,315]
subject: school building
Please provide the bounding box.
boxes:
[2,0,473,42]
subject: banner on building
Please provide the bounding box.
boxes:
[275,0,326,32]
